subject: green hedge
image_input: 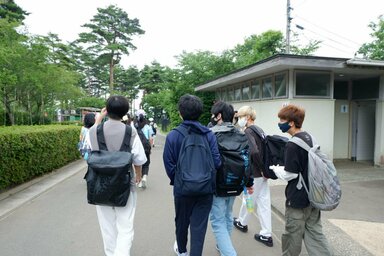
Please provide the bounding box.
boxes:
[0,125,81,191]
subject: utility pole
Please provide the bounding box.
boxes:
[286,0,292,54]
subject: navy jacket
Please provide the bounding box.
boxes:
[163,120,221,196]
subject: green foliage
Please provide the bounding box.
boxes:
[76,5,145,91]
[358,15,384,60]
[0,0,28,22]
[73,97,105,109]
[0,125,81,190]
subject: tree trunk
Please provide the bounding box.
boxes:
[109,56,114,92]
[4,97,15,126]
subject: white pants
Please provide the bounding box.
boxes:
[238,177,272,237]
[96,191,137,256]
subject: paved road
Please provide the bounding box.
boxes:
[0,134,285,256]
[3,132,383,255]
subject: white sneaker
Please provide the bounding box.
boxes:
[174,241,188,256]
[137,181,143,188]
[141,175,147,189]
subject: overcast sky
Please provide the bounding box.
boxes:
[15,0,384,68]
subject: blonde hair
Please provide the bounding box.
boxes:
[237,106,256,120]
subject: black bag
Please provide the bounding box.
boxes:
[248,125,288,179]
[137,128,151,155]
[215,129,250,197]
[84,124,133,207]
[174,126,215,196]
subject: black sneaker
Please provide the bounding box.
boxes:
[233,218,248,233]
[254,234,273,247]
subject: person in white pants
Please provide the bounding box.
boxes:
[88,96,147,256]
[233,106,274,247]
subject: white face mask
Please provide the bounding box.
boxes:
[238,117,247,128]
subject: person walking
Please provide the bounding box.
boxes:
[78,112,95,159]
[210,101,254,256]
[87,95,147,256]
[270,104,332,256]
[135,109,153,189]
[163,94,221,256]
[233,106,274,247]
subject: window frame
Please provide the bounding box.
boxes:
[294,70,332,98]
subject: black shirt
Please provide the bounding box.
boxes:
[284,131,313,208]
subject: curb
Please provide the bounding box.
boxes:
[0,160,86,220]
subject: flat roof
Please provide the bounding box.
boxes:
[195,54,384,92]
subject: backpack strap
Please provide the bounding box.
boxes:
[174,125,189,137]
[290,135,313,193]
[96,123,132,152]
[96,124,107,151]
[289,136,311,151]
[119,125,132,152]
[248,125,266,140]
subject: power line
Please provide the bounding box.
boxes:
[292,22,360,51]
[294,14,361,46]
[297,29,357,56]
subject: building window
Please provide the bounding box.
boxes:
[222,88,228,101]
[235,86,242,101]
[262,77,273,99]
[295,71,331,97]
[275,73,287,97]
[251,80,260,99]
[352,77,379,99]
[227,87,234,102]
[242,83,250,100]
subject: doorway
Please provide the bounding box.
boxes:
[351,101,376,161]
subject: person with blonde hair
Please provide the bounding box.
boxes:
[233,105,274,247]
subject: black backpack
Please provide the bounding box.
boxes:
[84,124,133,207]
[174,126,215,196]
[248,125,288,179]
[137,128,151,155]
[215,129,250,197]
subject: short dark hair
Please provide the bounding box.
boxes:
[211,101,234,122]
[278,104,305,128]
[178,94,203,121]
[106,95,129,120]
[83,113,95,128]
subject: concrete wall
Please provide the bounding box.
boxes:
[232,98,335,158]
[334,100,350,159]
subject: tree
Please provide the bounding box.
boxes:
[358,15,384,60]
[0,0,28,22]
[230,30,285,68]
[77,5,145,91]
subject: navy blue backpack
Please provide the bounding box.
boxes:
[174,126,215,196]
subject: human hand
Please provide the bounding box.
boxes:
[246,186,254,195]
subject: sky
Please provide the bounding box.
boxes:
[15,0,384,69]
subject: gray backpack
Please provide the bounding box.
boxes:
[290,135,341,211]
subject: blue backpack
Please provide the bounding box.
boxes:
[174,126,215,196]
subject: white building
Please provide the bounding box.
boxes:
[195,54,384,166]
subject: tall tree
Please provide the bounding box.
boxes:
[358,15,384,60]
[0,0,28,22]
[76,5,145,91]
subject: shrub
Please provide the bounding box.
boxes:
[0,125,81,190]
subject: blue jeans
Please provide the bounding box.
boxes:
[210,195,237,256]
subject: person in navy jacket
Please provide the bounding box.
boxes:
[163,94,221,256]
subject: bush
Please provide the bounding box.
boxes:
[0,125,81,191]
